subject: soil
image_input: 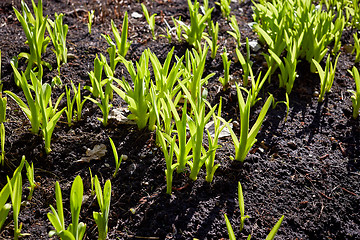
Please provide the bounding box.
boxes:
[0,0,359,239]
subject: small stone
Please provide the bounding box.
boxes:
[313,91,319,97]
[248,40,261,52]
[121,154,128,161]
[131,12,142,19]
[104,163,110,168]
[287,141,297,150]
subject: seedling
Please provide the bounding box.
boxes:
[224,84,273,162]
[215,0,231,19]
[227,15,241,47]
[25,161,37,200]
[93,176,111,240]
[204,21,219,59]
[348,67,360,119]
[47,13,68,74]
[65,85,76,126]
[88,10,94,35]
[181,0,213,48]
[172,16,183,42]
[48,176,86,240]
[13,0,51,79]
[353,32,360,63]
[219,47,231,90]
[156,129,178,194]
[111,50,153,130]
[312,53,340,102]
[236,38,253,86]
[7,171,23,240]
[141,4,157,40]
[224,181,284,239]
[109,137,123,177]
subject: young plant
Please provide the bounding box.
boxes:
[25,161,36,201]
[204,98,227,182]
[85,77,113,127]
[13,0,51,79]
[219,47,231,90]
[273,93,290,122]
[110,13,131,58]
[93,176,111,240]
[47,176,86,240]
[181,0,214,48]
[89,168,95,196]
[227,15,241,47]
[47,13,68,74]
[0,89,6,165]
[353,32,360,63]
[224,181,284,240]
[204,21,219,59]
[86,54,104,99]
[172,16,183,42]
[0,157,25,231]
[141,4,157,40]
[312,53,340,102]
[179,81,217,181]
[165,93,192,173]
[247,66,272,107]
[88,10,94,35]
[65,84,76,126]
[7,171,23,240]
[156,129,179,194]
[109,137,123,177]
[0,184,11,231]
[348,66,360,119]
[111,50,153,130]
[72,82,87,122]
[215,0,231,19]
[236,38,253,86]
[225,84,273,162]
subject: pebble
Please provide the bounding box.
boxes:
[313,91,319,97]
[131,12,142,19]
[121,154,128,161]
[248,40,261,52]
[104,163,110,168]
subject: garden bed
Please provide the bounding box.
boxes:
[0,0,359,239]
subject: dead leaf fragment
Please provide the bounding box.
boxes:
[76,144,107,163]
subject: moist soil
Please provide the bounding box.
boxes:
[0,0,359,239]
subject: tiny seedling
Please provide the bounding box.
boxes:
[25,161,37,200]
[215,0,231,19]
[219,47,231,90]
[141,4,157,40]
[224,84,273,162]
[93,176,111,240]
[312,53,340,102]
[47,176,86,240]
[227,15,241,47]
[348,66,360,119]
[109,137,123,177]
[88,10,95,35]
[235,38,253,86]
[204,21,219,59]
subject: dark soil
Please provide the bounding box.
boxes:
[0,0,359,239]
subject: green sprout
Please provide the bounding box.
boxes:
[348,66,360,119]
[156,129,179,194]
[109,137,123,178]
[353,32,360,63]
[219,47,231,90]
[93,176,111,240]
[227,15,241,47]
[224,84,273,162]
[236,38,253,87]
[312,53,340,102]
[25,161,37,200]
[88,10,94,35]
[13,0,51,79]
[47,13,68,74]
[204,20,219,59]
[182,0,213,48]
[215,0,231,19]
[48,176,86,240]
[141,4,157,40]
[7,171,23,240]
